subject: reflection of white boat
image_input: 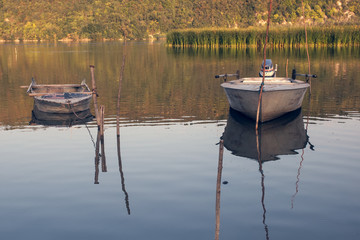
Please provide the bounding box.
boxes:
[259,59,277,77]
[221,77,310,122]
[222,108,307,162]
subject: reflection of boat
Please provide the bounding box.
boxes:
[259,59,277,77]
[30,105,93,126]
[220,76,310,122]
[219,108,309,240]
[222,108,307,162]
[25,79,92,114]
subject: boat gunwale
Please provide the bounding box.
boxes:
[29,82,91,95]
[34,93,92,104]
[221,77,309,92]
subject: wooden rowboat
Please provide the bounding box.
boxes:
[24,79,93,114]
[221,77,310,122]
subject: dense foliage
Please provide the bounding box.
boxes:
[0,0,359,40]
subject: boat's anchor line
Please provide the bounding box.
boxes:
[66,101,91,120]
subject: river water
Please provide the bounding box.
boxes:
[0,41,359,240]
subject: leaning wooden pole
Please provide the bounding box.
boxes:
[117,38,127,136]
[215,138,224,240]
[100,105,107,172]
[255,0,273,130]
[302,0,312,94]
[116,37,130,214]
[90,65,101,128]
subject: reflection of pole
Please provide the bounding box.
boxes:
[100,105,107,172]
[215,138,224,240]
[256,126,269,240]
[117,135,131,215]
[291,150,304,208]
[94,129,101,184]
[260,170,269,240]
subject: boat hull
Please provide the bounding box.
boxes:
[34,93,92,114]
[221,77,310,122]
[27,80,93,114]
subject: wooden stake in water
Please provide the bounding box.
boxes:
[286,58,289,78]
[215,139,224,240]
[255,0,273,130]
[302,0,312,94]
[99,105,107,172]
[90,65,101,128]
[117,39,127,136]
[116,38,130,214]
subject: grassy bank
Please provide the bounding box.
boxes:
[166,26,360,47]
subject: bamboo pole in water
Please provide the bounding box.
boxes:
[116,38,130,214]
[286,58,289,78]
[90,65,101,128]
[302,0,312,94]
[255,0,273,130]
[99,105,107,172]
[215,138,224,240]
[117,39,127,136]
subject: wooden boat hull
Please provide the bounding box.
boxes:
[221,77,310,122]
[34,93,92,113]
[26,80,93,114]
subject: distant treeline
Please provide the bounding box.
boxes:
[166,26,360,47]
[1,0,360,41]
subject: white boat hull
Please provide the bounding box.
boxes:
[221,77,310,122]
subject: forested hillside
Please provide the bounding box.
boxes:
[0,0,359,41]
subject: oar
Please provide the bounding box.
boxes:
[28,92,92,97]
[215,70,240,81]
[291,69,317,80]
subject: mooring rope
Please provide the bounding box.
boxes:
[67,101,97,149]
[67,101,90,120]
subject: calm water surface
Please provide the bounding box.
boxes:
[0,41,359,240]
